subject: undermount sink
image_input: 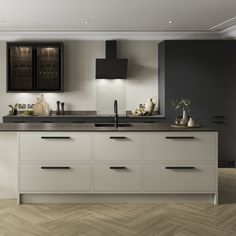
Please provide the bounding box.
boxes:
[94,123,133,127]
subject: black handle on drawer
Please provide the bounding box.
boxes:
[40,121,54,123]
[165,136,195,139]
[41,136,71,139]
[212,120,226,124]
[165,166,195,170]
[212,115,226,119]
[110,136,127,139]
[109,166,127,169]
[41,166,71,169]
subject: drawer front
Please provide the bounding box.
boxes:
[20,163,91,192]
[143,163,216,192]
[19,132,91,161]
[94,164,141,191]
[94,133,142,162]
[144,132,217,162]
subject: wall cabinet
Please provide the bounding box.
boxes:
[7,42,64,92]
[18,131,218,204]
[158,40,236,163]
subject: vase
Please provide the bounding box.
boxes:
[188,117,195,127]
[180,109,188,125]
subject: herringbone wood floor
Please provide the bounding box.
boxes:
[0,169,235,236]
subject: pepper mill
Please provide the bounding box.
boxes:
[61,102,65,115]
[56,101,60,115]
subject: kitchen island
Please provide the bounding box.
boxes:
[0,123,218,205]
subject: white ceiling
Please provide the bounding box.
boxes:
[0,0,235,32]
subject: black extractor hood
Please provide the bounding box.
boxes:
[96,40,128,79]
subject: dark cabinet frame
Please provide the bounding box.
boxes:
[7,42,64,92]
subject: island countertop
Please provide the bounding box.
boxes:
[0,122,218,132]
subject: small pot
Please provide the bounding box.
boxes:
[13,108,17,115]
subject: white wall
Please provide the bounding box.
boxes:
[0,40,158,119]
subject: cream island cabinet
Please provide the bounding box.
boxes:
[17,131,218,204]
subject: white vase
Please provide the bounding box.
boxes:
[180,110,188,125]
[188,117,195,127]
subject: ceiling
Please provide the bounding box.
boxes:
[0,0,235,32]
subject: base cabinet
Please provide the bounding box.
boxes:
[18,131,218,204]
[143,163,216,192]
[20,163,91,192]
[94,164,141,192]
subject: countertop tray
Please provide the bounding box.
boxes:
[170,124,200,128]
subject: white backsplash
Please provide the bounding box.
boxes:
[96,79,126,115]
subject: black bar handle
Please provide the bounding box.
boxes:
[165,136,195,139]
[41,166,71,169]
[41,136,71,139]
[212,115,226,119]
[109,166,127,169]
[212,120,226,124]
[110,136,127,139]
[165,166,195,170]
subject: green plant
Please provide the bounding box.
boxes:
[171,97,190,112]
[8,103,19,110]
[8,103,19,109]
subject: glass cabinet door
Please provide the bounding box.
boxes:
[36,46,61,90]
[8,46,33,90]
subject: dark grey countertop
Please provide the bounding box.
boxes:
[0,122,218,132]
[3,111,165,124]
[3,110,164,118]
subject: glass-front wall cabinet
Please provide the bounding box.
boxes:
[36,46,61,90]
[7,43,63,92]
[8,46,33,90]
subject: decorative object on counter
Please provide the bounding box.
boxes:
[132,104,147,116]
[61,102,65,115]
[56,101,60,115]
[170,123,200,128]
[188,117,195,127]
[132,96,158,116]
[171,97,190,126]
[174,117,180,125]
[22,110,34,116]
[8,103,19,115]
[40,95,50,116]
[33,97,43,116]
[180,110,188,125]
[145,96,158,115]
[33,95,50,116]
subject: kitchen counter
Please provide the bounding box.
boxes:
[3,111,165,123]
[0,122,217,132]
[4,110,163,118]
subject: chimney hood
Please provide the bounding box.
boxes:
[96,40,128,79]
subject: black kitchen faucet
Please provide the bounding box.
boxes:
[114,100,119,128]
